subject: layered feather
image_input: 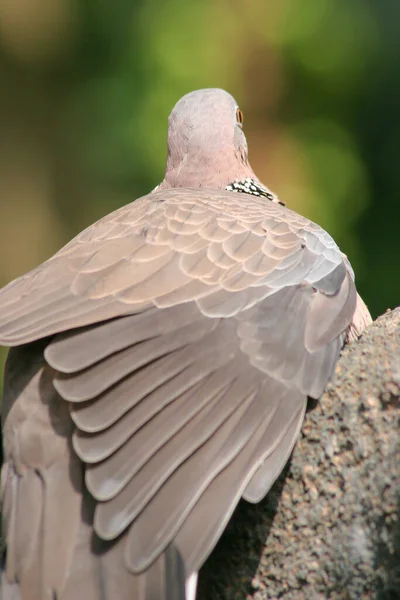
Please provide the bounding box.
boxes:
[0,187,367,600]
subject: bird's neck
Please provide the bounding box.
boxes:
[160,151,258,192]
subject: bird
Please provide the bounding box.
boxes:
[0,88,372,600]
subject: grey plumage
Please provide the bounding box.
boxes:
[0,88,371,600]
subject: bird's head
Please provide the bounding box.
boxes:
[162,88,256,190]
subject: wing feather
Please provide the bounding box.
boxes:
[0,188,348,347]
[174,387,305,574]
[0,187,366,599]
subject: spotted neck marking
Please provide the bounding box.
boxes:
[226,177,285,206]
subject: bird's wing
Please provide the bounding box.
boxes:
[1,188,356,599]
[0,188,353,348]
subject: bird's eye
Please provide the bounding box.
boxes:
[236,108,244,127]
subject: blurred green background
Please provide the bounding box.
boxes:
[0,0,399,377]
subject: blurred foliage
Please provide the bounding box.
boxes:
[0,0,399,390]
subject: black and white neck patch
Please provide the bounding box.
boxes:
[226,177,285,206]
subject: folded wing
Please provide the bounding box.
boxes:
[1,188,357,599]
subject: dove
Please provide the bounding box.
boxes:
[0,88,372,600]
